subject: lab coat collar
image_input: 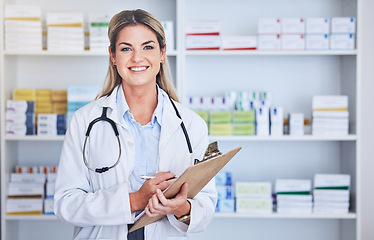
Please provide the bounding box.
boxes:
[98,85,122,126]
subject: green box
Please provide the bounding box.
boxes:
[232,123,255,135]
[195,110,209,123]
[232,111,255,123]
[210,111,232,123]
[210,123,232,135]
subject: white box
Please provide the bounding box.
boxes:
[10,173,46,183]
[306,34,329,50]
[306,18,330,34]
[281,18,305,34]
[313,189,350,201]
[331,17,356,33]
[312,111,349,118]
[185,21,220,35]
[44,198,54,214]
[275,179,311,193]
[5,5,41,18]
[185,35,221,50]
[313,206,348,214]
[312,95,348,110]
[236,198,272,213]
[7,198,43,215]
[282,34,305,50]
[236,182,272,198]
[46,182,55,198]
[258,34,281,50]
[256,107,269,123]
[258,18,281,34]
[330,34,355,50]
[277,207,312,214]
[215,172,232,186]
[314,174,351,188]
[8,183,45,197]
[222,36,257,50]
[289,113,304,136]
[47,12,83,26]
[161,21,175,51]
[277,194,313,202]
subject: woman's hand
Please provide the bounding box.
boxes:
[129,171,176,212]
[144,183,191,219]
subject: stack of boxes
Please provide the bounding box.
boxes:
[232,111,255,136]
[37,114,66,136]
[47,12,84,51]
[67,86,100,127]
[306,18,330,50]
[88,13,111,51]
[313,174,351,214]
[6,99,35,136]
[236,182,272,214]
[7,166,57,215]
[275,179,313,214]
[312,95,349,136]
[281,18,305,50]
[330,18,356,50]
[215,172,235,213]
[4,5,42,51]
[185,21,221,50]
[209,111,232,135]
[258,18,281,50]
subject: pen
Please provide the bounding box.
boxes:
[140,175,177,180]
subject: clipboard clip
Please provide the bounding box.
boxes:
[194,141,222,165]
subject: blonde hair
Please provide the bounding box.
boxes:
[98,9,179,101]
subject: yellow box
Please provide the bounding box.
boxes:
[210,111,232,123]
[51,90,67,102]
[210,123,232,135]
[232,123,255,135]
[53,102,67,114]
[195,111,209,123]
[35,102,53,114]
[233,111,255,123]
[36,89,52,102]
[13,89,35,101]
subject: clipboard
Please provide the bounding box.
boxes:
[129,142,241,233]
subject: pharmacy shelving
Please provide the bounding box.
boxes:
[185,50,357,56]
[1,0,374,240]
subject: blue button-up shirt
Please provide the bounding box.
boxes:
[116,85,164,192]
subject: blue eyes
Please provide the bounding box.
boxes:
[120,46,154,51]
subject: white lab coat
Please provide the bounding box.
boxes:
[54,85,217,240]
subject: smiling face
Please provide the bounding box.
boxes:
[109,24,166,90]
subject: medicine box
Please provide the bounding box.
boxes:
[258,34,281,50]
[7,198,43,215]
[275,179,311,194]
[232,123,255,135]
[161,21,174,51]
[232,111,255,123]
[258,18,281,34]
[281,18,305,34]
[8,183,45,198]
[236,198,272,213]
[7,100,35,113]
[289,113,304,136]
[210,111,232,123]
[282,34,305,50]
[215,172,232,186]
[313,189,350,201]
[46,182,55,198]
[13,89,35,101]
[185,35,221,50]
[306,34,329,50]
[222,36,257,50]
[306,18,330,34]
[185,21,220,35]
[312,95,348,111]
[236,182,272,198]
[10,173,46,184]
[44,198,55,214]
[215,198,235,212]
[314,174,350,189]
[216,185,235,199]
[270,107,283,123]
[330,34,355,50]
[256,107,269,123]
[5,112,34,125]
[331,17,356,33]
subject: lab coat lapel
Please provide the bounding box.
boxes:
[158,97,182,169]
[99,86,124,127]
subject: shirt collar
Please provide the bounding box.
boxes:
[116,84,164,126]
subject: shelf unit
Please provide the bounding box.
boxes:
[1,0,374,240]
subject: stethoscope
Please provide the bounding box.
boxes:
[82,96,193,173]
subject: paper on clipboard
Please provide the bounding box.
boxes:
[129,144,241,233]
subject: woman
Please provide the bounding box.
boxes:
[54,9,217,240]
